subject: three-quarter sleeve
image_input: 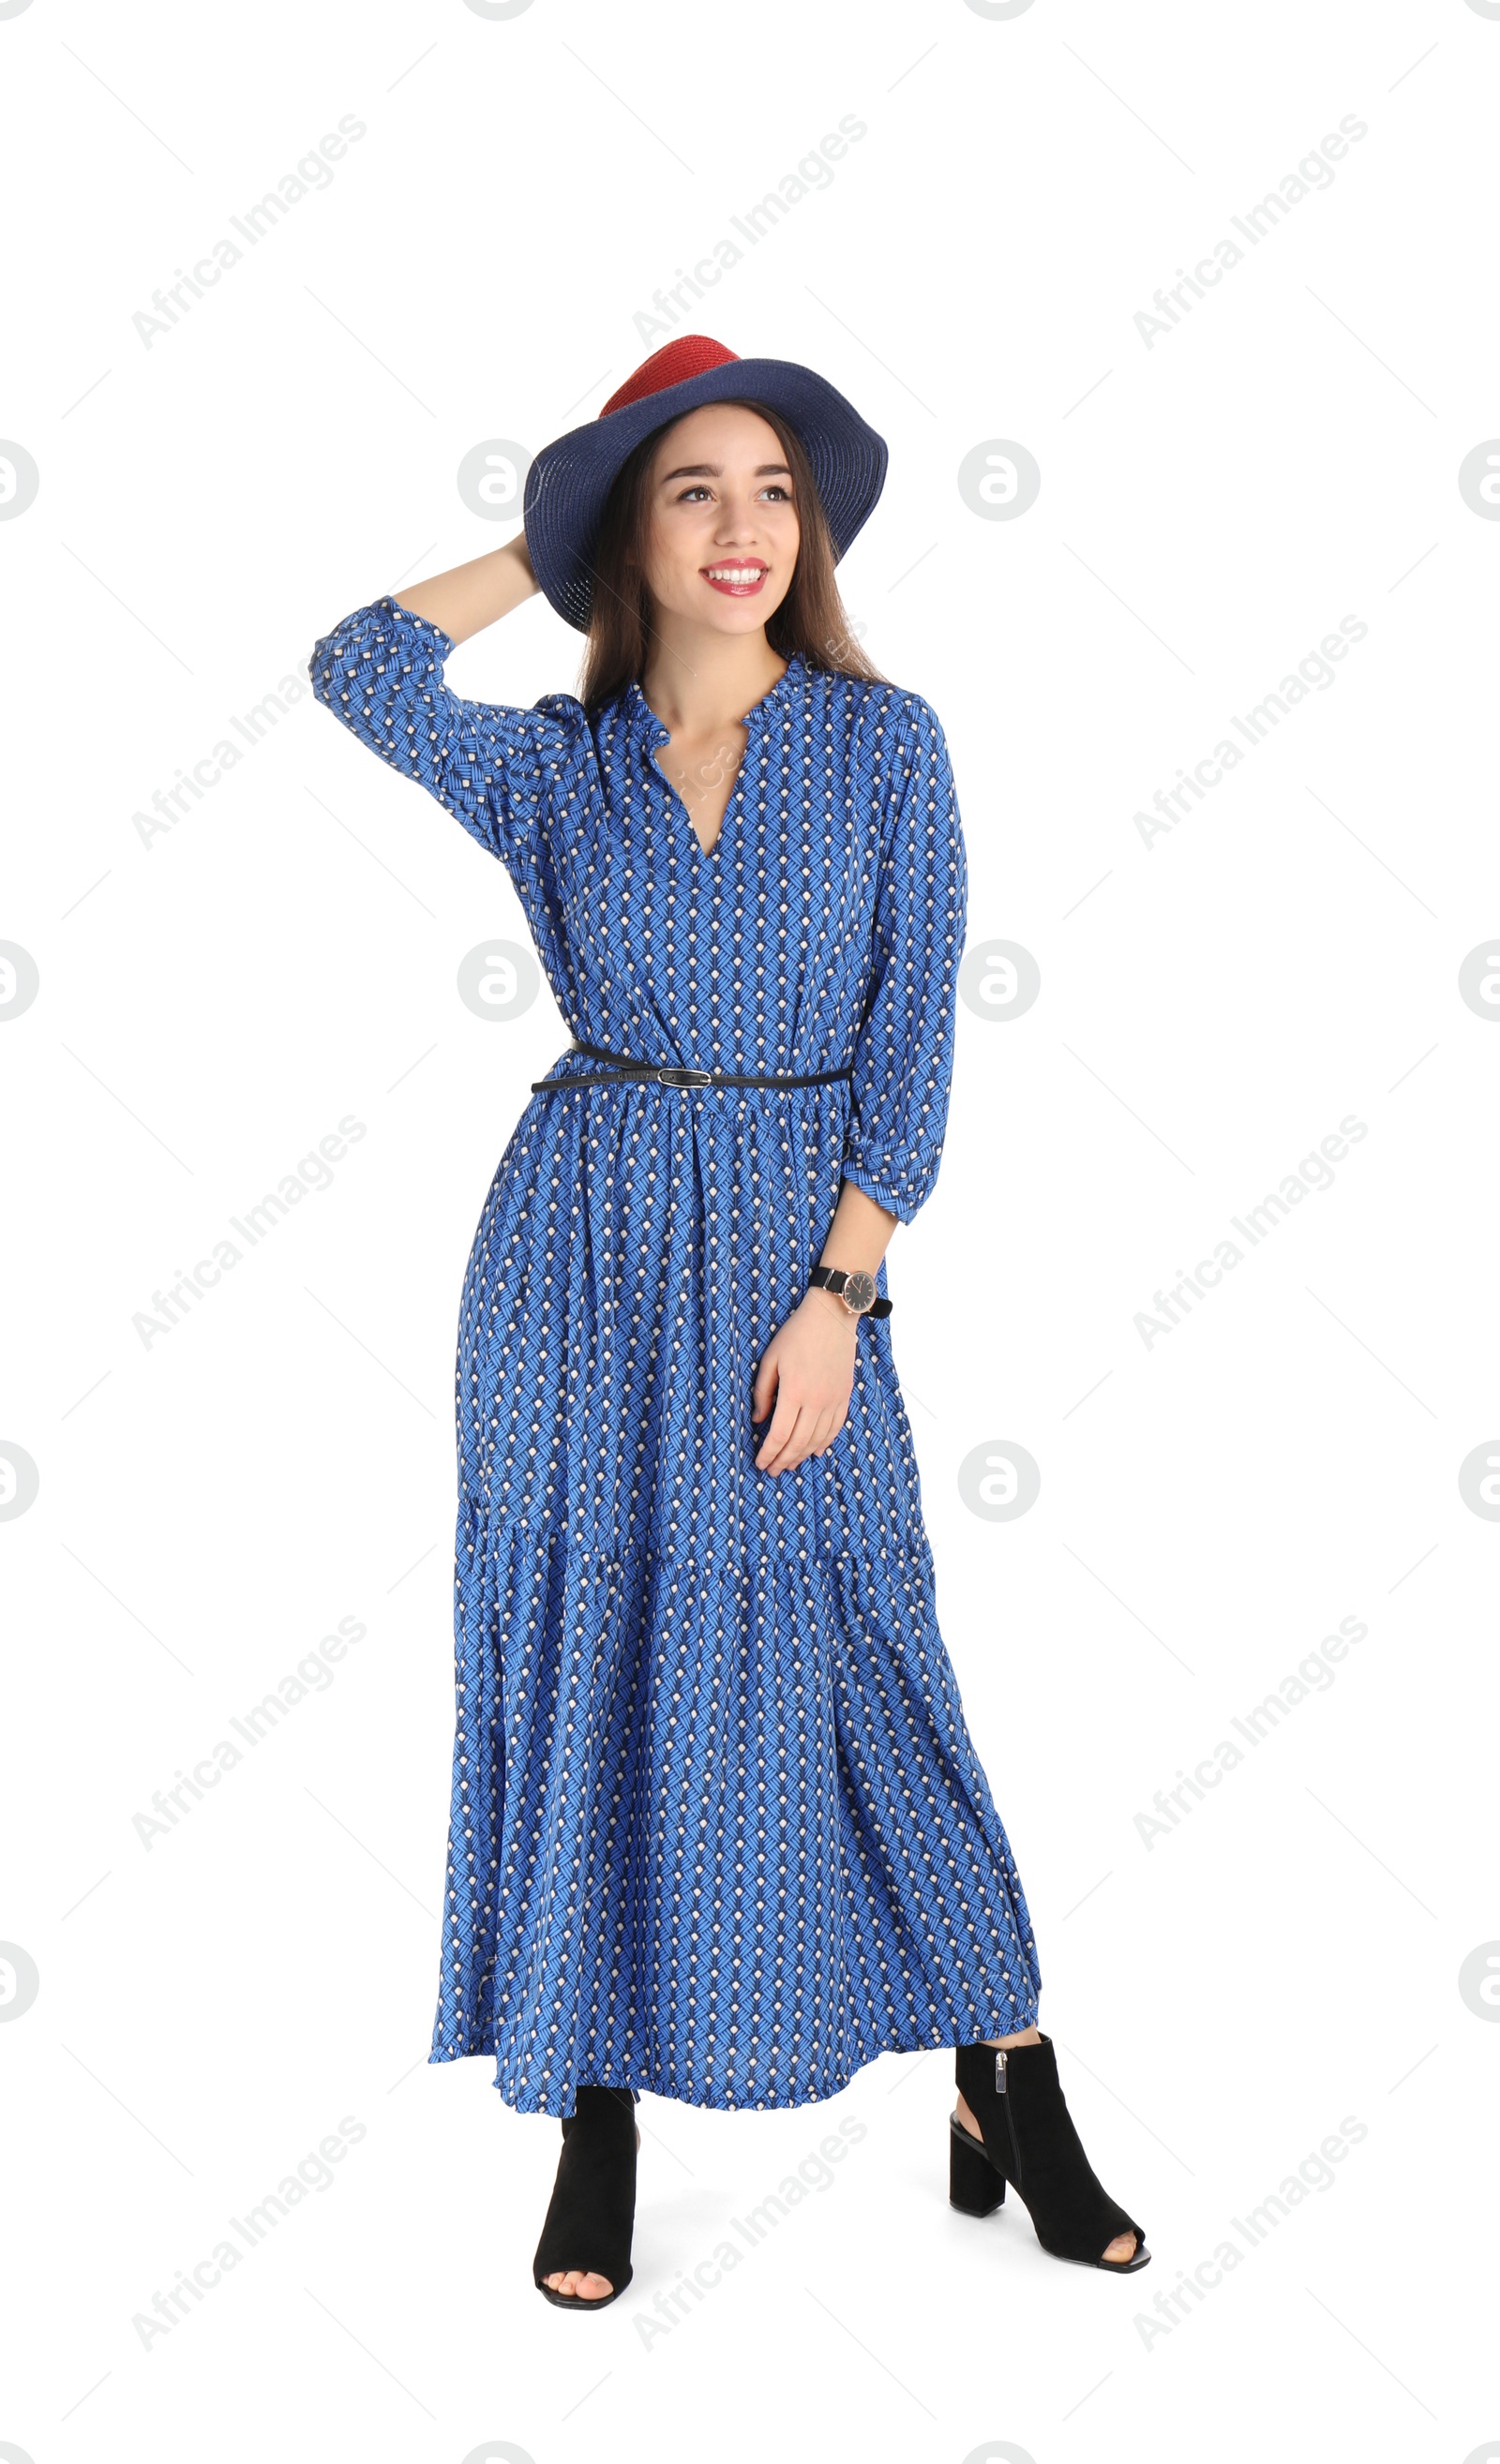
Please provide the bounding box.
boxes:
[841,693,968,1226]
[308,593,577,874]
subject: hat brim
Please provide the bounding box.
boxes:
[522,357,889,634]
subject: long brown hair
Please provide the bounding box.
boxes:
[578,397,887,712]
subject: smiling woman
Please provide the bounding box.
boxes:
[575,396,880,853]
[309,329,1148,2318]
[579,389,878,728]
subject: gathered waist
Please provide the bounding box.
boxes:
[531,1036,853,1097]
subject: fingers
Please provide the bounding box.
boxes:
[802,1409,842,1467]
[751,1344,780,1426]
[752,1329,851,1473]
[756,1401,843,1475]
[755,1395,806,1473]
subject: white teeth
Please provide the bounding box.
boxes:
[707,567,763,582]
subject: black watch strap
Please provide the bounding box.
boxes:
[808,1266,893,1319]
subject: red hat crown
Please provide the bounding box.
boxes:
[599,335,741,420]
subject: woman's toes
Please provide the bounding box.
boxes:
[1102,2232,1137,2264]
[545,2267,613,2299]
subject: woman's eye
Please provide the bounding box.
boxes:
[672,482,791,503]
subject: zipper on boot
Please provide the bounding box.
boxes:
[994,2047,1022,2175]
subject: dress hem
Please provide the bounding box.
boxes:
[426,2000,1043,2117]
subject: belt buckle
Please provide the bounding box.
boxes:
[656,1066,712,1088]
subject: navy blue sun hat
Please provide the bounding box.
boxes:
[522,334,889,633]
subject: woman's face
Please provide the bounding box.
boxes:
[637,402,800,636]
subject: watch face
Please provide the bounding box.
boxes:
[842,1270,878,1316]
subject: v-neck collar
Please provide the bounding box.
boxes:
[622,650,806,746]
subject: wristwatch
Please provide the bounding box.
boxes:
[808,1266,892,1320]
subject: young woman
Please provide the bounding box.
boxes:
[310,335,1148,2307]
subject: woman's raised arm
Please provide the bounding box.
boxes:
[396,530,540,644]
[308,530,571,878]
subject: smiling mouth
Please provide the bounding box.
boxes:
[702,561,768,596]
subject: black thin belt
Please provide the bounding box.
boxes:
[531,1037,854,1096]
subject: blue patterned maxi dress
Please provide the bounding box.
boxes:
[309,596,1042,2114]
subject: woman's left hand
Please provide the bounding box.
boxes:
[752,1292,859,1473]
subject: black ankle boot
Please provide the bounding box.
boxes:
[951,2036,1149,2273]
[532,2083,639,2309]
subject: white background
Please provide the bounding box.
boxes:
[3,1,1497,2458]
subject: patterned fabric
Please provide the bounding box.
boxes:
[309,597,1042,2113]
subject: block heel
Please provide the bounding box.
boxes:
[949,2113,1006,2216]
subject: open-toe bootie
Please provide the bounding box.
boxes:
[950,2035,1149,2273]
[532,2083,639,2310]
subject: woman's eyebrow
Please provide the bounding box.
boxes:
[657,461,793,485]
